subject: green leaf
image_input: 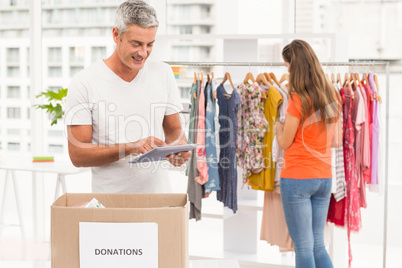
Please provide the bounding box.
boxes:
[34,88,68,126]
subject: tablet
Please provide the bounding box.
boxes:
[129,144,198,164]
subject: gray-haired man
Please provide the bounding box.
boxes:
[65,0,190,193]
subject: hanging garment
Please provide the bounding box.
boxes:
[333,83,346,202]
[361,82,373,184]
[204,79,220,194]
[248,86,282,192]
[327,85,361,267]
[357,85,369,209]
[188,80,204,220]
[195,80,209,185]
[352,83,366,191]
[236,82,268,183]
[368,73,380,192]
[260,191,294,251]
[271,81,288,192]
[185,82,198,176]
[260,82,293,252]
[217,84,241,213]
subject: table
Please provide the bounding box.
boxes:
[0,260,241,268]
[0,157,90,241]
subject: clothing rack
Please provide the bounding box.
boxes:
[166,60,390,268]
[165,61,389,67]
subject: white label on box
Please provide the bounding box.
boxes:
[79,222,158,268]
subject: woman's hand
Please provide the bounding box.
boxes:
[275,121,285,135]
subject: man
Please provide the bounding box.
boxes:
[65,0,190,193]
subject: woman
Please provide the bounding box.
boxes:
[276,39,341,268]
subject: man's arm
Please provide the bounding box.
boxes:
[67,125,166,167]
[163,113,187,145]
[162,113,191,166]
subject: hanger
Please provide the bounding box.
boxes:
[207,73,210,85]
[263,72,274,85]
[279,73,289,84]
[362,73,374,102]
[326,73,330,81]
[331,73,335,84]
[243,72,255,84]
[221,72,234,98]
[221,72,234,88]
[255,73,269,99]
[374,74,382,103]
[211,72,216,99]
[269,72,281,87]
[344,73,354,99]
[351,73,358,88]
[256,73,272,87]
[201,71,204,85]
[337,73,342,86]
[355,73,361,87]
[243,72,266,98]
[193,72,198,99]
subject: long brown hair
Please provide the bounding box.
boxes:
[282,39,340,126]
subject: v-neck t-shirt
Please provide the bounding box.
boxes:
[65,59,183,193]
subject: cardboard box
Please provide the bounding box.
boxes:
[51,193,189,268]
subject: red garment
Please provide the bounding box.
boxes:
[327,86,362,268]
[361,83,373,183]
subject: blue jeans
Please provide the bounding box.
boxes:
[280,178,334,268]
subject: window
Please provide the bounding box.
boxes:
[7,67,20,77]
[70,47,85,64]
[91,46,106,63]
[7,48,19,63]
[201,6,211,18]
[7,86,21,98]
[200,26,211,34]
[48,144,63,154]
[179,26,193,35]
[7,107,21,119]
[7,129,20,136]
[48,67,62,77]
[7,142,20,151]
[48,47,62,62]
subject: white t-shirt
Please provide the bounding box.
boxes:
[65,59,183,193]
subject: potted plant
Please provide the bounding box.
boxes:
[34,88,68,126]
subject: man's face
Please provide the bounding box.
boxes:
[113,24,157,72]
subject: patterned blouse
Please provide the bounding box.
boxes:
[236,82,268,183]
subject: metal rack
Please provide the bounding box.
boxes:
[165,61,390,268]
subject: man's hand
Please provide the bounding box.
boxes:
[126,136,167,156]
[165,140,192,167]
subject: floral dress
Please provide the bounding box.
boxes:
[236,82,268,183]
[195,81,209,185]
